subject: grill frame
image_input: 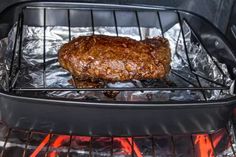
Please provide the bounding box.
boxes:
[0,2,236,135]
[7,5,234,100]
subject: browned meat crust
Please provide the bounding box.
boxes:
[58,35,171,83]
[69,78,104,88]
[69,78,120,98]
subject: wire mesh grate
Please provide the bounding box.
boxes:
[0,124,235,157]
[7,6,232,99]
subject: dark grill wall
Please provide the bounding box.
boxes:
[176,0,234,34]
[0,0,234,34]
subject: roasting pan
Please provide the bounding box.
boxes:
[0,1,236,136]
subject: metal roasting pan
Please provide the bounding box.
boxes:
[0,1,236,136]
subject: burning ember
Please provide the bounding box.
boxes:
[193,129,232,157]
[194,134,215,157]
[29,128,232,157]
[30,135,142,157]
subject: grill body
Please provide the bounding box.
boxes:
[0,2,236,136]
[0,92,233,136]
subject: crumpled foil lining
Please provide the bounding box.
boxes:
[0,22,234,101]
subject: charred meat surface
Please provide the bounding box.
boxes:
[59,35,171,86]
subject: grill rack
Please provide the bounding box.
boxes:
[7,5,232,101]
[0,122,235,157]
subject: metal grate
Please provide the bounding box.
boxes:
[0,123,235,157]
[8,6,231,100]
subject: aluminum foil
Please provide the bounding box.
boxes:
[0,22,234,101]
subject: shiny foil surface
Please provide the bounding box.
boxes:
[0,22,234,101]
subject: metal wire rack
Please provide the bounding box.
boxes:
[0,121,235,157]
[7,6,232,101]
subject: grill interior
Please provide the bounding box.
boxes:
[0,3,236,156]
[5,5,235,102]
